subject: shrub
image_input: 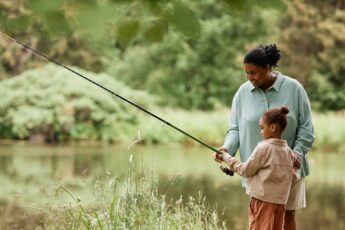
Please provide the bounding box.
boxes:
[0,64,156,142]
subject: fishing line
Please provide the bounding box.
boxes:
[0,31,233,176]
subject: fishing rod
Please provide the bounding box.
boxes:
[0,31,234,176]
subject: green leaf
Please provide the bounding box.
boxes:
[222,0,250,12]
[109,0,135,3]
[6,16,31,32]
[223,0,285,12]
[255,0,286,10]
[169,2,201,39]
[28,0,64,14]
[44,11,70,36]
[144,20,166,42]
[70,2,118,45]
[116,18,141,46]
[0,11,6,29]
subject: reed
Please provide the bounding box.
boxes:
[55,155,227,229]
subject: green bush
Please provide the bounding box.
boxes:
[0,64,156,142]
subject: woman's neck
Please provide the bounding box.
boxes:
[260,73,277,91]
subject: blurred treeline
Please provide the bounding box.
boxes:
[0,0,344,142]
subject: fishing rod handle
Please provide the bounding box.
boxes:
[214,149,234,176]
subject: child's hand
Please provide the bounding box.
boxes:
[213,148,228,163]
[213,152,223,162]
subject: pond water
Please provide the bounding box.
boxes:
[0,143,344,230]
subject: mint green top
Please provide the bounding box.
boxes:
[223,72,315,177]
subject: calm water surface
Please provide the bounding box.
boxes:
[0,143,344,230]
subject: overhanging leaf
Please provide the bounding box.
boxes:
[169,1,201,39]
[144,20,166,42]
[223,0,285,12]
[116,18,141,46]
[6,16,31,33]
[28,0,64,14]
[222,0,250,12]
[255,0,286,10]
[71,3,117,43]
[44,11,70,36]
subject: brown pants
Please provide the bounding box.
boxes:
[249,197,286,230]
[284,210,296,230]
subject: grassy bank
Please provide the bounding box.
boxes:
[137,108,345,151]
[1,108,344,152]
[312,111,345,152]
[0,157,226,229]
[0,143,344,229]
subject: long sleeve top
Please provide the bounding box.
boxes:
[222,72,315,177]
[223,139,294,204]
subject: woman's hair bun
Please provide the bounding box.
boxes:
[281,106,289,114]
[259,44,281,68]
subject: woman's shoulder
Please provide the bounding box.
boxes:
[237,81,253,93]
[278,72,303,88]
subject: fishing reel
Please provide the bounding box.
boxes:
[215,150,234,176]
[220,166,234,176]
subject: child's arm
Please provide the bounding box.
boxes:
[215,147,264,177]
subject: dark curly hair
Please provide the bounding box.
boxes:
[261,106,289,132]
[243,44,281,69]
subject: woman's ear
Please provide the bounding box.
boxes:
[265,64,271,72]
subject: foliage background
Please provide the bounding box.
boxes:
[0,0,344,142]
[0,2,344,229]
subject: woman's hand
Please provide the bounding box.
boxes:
[292,151,301,169]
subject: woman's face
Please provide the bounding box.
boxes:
[243,63,271,88]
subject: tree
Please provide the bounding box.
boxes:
[107,1,274,109]
[278,0,345,110]
[0,0,284,77]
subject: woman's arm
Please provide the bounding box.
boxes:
[293,85,315,156]
[222,91,240,156]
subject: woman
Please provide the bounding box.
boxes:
[218,44,314,230]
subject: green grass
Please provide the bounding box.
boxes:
[136,107,230,146]
[0,155,227,229]
[312,111,345,152]
[0,109,344,229]
[0,145,343,229]
[0,155,226,230]
[138,108,345,151]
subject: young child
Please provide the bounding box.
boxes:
[214,106,298,230]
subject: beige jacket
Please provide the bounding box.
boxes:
[223,139,294,204]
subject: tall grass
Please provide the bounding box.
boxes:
[54,155,226,229]
[312,111,345,152]
[138,108,345,151]
[136,107,229,146]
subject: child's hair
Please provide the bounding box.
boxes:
[262,106,289,132]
